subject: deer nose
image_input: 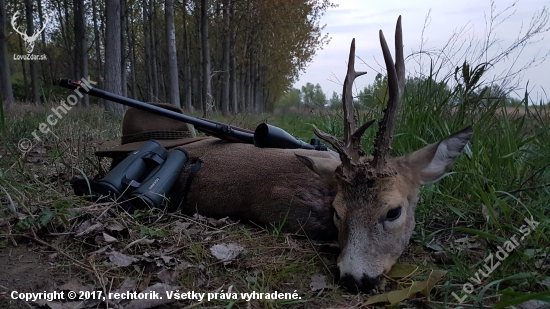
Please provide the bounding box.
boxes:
[338,273,379,293]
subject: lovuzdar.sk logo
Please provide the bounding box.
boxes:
[11,11,48,60]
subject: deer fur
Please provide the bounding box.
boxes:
[167,16,473,293]
[168,127,472,292]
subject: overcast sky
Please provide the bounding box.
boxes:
[293,0,549,102]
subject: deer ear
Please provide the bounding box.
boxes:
[405,126,473,184]
[295,154,339,188]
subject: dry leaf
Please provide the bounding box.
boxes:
[105,221,125,232]
[137,238,155,245]
[364,269,447,306]
[157,268,177,285]
[173,221,193,231]
[106,251,138,267]
[386,264,418,279]
[102,232,118,243]
[76,221,103,237]
[310,274,331,291]
[210,243,244,265]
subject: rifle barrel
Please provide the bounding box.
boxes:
[58,79,254,144]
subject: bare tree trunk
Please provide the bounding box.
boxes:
[130,38,137,99]
[150,0,159,102]
[104,0,123,115]
[246,55,253,113]
[220,0,229,115]
[25,0,40,105]
[239,68,245,113]
[182,2,192,111]
[120,0,127,97]
[18,37,28,102]
[74,0,89,107]
[92,0,103,97]
[143,0,153,102]
[37,0,50,102]
[164,0,180,107]
[229,0,237,113]
[130,25,137,99]
[0,0,14,108]
[194,0,202,112]
[200,0,211,117]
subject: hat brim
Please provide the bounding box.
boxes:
[95,137,210,157]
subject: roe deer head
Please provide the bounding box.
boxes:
[296,16,473,292]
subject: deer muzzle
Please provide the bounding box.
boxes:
[337,269,380,293]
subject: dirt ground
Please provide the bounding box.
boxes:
[0,242,58,308]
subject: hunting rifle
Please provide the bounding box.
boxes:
[58,79,328,151]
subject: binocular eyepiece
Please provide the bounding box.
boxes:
[73,140,190,211]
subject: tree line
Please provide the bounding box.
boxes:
[278,71,545,111]
[0,0,334,116]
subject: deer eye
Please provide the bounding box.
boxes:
[385,206,402,221]
[334,211,341,221]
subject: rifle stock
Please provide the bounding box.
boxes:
[58,78,327,151]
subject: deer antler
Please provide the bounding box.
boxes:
[11,11,27,38]
[371,15,405,174]
[29,14,49,40]
[313,38,375,175]
[312,16,404,179]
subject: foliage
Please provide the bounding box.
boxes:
[300,82,327,107]
[357,73,388,109]
[274,88,301,108]
[328,91,340,108]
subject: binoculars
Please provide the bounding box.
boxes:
[73,140,189,211]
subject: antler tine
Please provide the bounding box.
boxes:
[313,38,370,172]
[32,15,49,39]
[11,12,26,37]
[342,39,368,164]
[372,16,405,173]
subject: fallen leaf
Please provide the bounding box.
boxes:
[310,274,331,291]
[173,221,193,231]
[105,221,125,232]
[386,264,418,279]
[102,232,118,243]
[364,269,447,306]
[106,251,138,267]
[115,278,138,294]
[207,216,232,227]
[210,243,244,265]
[157,268,177,285]
[137,238,155,245]
[175,260,194,271]
[76,221,103,237]
[138,274,152,292]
